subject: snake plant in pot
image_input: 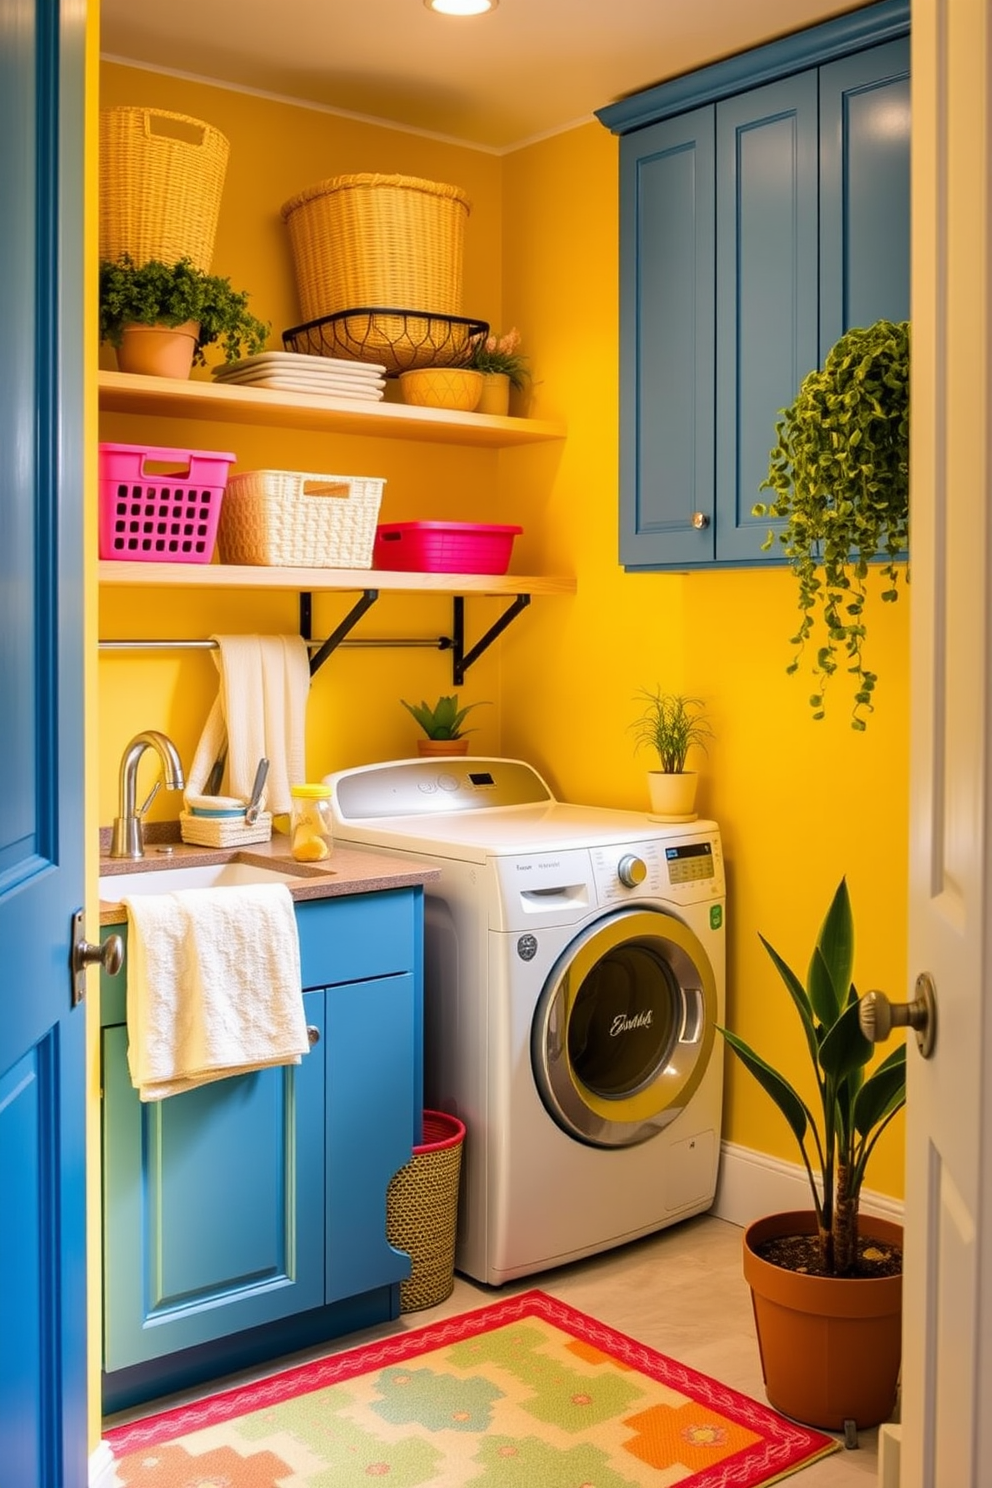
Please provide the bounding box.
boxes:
[754,319,909,730]
[720,878,906,1430]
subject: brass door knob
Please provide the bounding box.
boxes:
[859,972,937,1058]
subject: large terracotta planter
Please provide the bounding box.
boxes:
[743,1210,903,1431]
[116,320,200,379]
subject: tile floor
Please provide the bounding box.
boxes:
[106,1214,884,1484]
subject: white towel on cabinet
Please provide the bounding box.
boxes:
[124,882,309,1101]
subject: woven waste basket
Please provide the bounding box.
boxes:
[387,1110,465,1312]
[100,107,230,272]
[280,172,471,324]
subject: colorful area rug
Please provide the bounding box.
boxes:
[103,1289,838,1487]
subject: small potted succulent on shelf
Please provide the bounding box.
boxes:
[99,254,270,379]
[629,687,712,820]
[401,694,489,757]
[467,326,529,415]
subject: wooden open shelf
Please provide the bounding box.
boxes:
[98,371,566,448]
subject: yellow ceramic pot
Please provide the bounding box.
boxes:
[399,367,483,411]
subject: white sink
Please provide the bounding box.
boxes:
[100,861,306,899]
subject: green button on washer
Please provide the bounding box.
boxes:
[710,904,723,930]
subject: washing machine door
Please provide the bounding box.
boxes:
[532,907,717,1148]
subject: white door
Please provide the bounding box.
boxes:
[900,1,992,1482]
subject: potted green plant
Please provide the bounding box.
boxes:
[719,878,906,1429]
[754,319,910,730]
[467,326,528,415]
[401,694,489,757]
[629,688,712,819]
[99,254,270,378]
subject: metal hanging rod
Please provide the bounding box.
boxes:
[98,637,451,652]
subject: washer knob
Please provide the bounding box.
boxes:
[617,854,647,888]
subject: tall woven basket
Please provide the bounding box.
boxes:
[99,107,231,272]
[386,1110,465,1313]
[281,173,471,324]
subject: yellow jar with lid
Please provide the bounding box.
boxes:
[290,783,334,862]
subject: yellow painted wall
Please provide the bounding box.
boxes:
[497,122,909,1191]
[91,53,908,1442]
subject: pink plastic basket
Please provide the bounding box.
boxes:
[373,521,522,575]
[99,442,236,562]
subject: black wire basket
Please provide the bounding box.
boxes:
[281,308,489,376]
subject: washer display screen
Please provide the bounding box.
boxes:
[665,842,714,884]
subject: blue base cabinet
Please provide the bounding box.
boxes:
[101,887,423,1413]
[598,0,910,570]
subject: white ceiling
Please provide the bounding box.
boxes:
[100,0,866,152]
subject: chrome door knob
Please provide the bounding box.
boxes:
[859,972,937,1058]
[71,910,124,1005]
[617,854,647,888]
[307,1025,321,1046]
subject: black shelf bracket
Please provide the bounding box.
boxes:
[451,593,531,686]
[300,589,380,675]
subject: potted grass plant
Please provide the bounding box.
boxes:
[719,878,906,1429]
[99,254,270,378]
[629,688,712,820]
[401,694,489,757]
[754,319,910,730]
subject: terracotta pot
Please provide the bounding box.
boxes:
[116,320,200,379]
[646,770,698,820]
[476,371,511,416]
[417,737,470,757]
[743,1210,903,1431]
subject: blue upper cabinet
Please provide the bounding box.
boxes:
[598,0,910,571]
[618,106,715,567]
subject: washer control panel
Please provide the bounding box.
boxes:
[590,830,724,905]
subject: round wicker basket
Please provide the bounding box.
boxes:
[281,173,471,324]
[386,1110,465,1312]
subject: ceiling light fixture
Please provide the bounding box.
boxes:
[425,0,498,15]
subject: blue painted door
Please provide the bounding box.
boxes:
[714,71,819,563]
[0,0,87,1483]
[618,106,716,568]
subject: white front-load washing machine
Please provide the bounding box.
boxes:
[326,757,726,1286]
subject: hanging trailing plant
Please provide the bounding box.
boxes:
[754,319,910,730]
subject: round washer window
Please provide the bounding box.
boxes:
[567,941,682,1098]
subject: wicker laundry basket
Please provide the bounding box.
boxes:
[280,173,471,324]
[217,469,385,569]
[99,107,230,272]
[386,1110,465,1312]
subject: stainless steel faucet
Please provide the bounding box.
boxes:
[110,730,186,859]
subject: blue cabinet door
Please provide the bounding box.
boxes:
[619,106,716,567]
[325,974,415,1301]
[714,72,820,564]
[819,37,911,352]
[102,994,325,1372]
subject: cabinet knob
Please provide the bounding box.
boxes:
[306,1025,321,1046]
[690,512,710,530]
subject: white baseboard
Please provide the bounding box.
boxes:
[90,1439,117,1488]
[878,1423,902,1487]
[712,1140,905,1230]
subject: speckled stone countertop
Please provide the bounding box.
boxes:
[98,824,440,926]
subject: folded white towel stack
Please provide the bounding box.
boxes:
[124,882,309,1102]
[186,634,311,816]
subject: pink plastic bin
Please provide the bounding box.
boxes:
[373,521,523,575]
[99,443,236,562]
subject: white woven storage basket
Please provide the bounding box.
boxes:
[217,469,385,568]
[178,811,273,848]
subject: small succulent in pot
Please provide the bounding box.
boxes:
[401,694,488,740]
[99,254,270,366]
